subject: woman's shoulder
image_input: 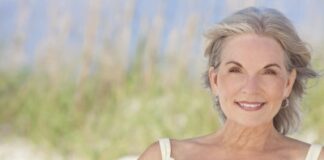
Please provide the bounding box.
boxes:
[284,136,324,160]
[138,137,205,160]
[138,141,162,160]
[169,135,222,159]
[319,148,324,160]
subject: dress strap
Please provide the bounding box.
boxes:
[158,138,174,160]
[305,144,322,160]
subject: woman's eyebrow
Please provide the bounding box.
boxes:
[225,61,281,69]
[264,63,281,69]
[225,61,242,67]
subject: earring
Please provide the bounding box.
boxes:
[281,98,289,109]
[215,96,220,106]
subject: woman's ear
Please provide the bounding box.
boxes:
[284,68,297,97]
[208,67,218,96]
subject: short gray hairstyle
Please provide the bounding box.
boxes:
[204,7,318,135]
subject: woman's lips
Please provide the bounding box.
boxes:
[235,101,265,111]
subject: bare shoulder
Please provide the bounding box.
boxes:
[284,136,324,159]
[318,146,324,160]
[169,135,220,159]
[138,141,162,160]
[138,138,196,160]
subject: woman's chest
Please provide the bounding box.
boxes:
[175,154,301,160]
[173,148,303,160]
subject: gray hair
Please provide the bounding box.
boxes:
[204,7,318,135]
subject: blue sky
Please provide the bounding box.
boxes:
[0,0,324,63]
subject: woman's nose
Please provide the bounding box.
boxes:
[241,76,260,95]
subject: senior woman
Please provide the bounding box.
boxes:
[139,7,323,160]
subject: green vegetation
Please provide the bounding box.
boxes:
[0,56,323,159]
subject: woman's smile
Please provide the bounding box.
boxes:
[234,101,266,111]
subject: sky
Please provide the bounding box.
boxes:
[0,0,324,65]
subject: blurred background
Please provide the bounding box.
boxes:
[0,0,324,159]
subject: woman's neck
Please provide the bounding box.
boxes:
[215,120,284,152]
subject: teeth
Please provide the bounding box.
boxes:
[239,103,262,108]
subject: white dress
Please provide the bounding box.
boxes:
[158,138,322,160]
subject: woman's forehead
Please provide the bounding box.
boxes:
[220,34,286,66]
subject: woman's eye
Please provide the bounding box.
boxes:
[264,69,277,75]
[229,67,241,73]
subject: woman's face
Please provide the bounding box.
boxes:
[209,33,296,127]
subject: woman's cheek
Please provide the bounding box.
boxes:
[260,76,286,96]
[218,74,245,95]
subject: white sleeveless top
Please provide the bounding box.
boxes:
[158,138,322,160]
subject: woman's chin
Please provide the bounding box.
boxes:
[227,118,273,128]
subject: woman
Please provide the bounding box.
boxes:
[139,7,323,160]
